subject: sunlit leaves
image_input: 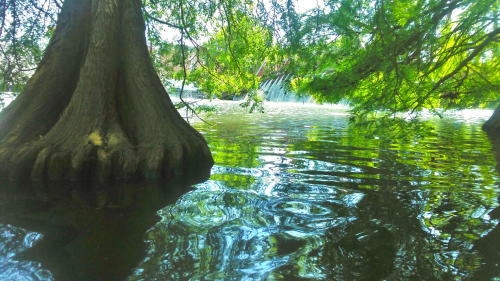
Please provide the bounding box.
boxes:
[286,0,500,119]
[187,13,276,98]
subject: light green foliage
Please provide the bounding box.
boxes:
[187,14,275,99]
[175,101,218,114]
[139,0,284,108]
[144,0,282,98]
[285,0,500,119]
[2,0,499,121]
[240,89,265,113]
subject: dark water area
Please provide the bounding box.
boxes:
[0,174,209,281]
[2,102,500,280]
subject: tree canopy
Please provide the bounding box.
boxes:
[187,14,274,98]
[285,0,500,120]
[1,0,500,128]
[0,0,60,90]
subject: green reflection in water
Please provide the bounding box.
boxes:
[130,103,500,280]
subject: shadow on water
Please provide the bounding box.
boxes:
[472,134,500,280]
[0,168,210,281]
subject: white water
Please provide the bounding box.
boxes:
[260,75,315,103]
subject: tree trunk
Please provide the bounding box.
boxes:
[482,103,500,134]
[0,0,213,182]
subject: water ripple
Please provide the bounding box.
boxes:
[130,104,500,281]
[0,224,53,281]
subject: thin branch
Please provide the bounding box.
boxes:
[431,28,500,92]
[29,0,56,22]
[145,12,182,29]
[53,0,62,10]
[178,2,211,126]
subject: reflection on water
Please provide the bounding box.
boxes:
[0,171,209,281]
[0,224,51,280]
[1,103,499,280]
[131,103,500,280]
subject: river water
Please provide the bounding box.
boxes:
[1,102,500,280]
[129,102,500,280]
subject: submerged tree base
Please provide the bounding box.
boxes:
[0,0,213,182]
[0,169,210,281]
[482,104,500,134]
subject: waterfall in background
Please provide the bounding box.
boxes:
[260,75,315,103]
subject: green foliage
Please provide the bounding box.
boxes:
[193,103,218,114]
[285,0,500,119]
[0,0,58,90]
[2,0,500,121]
[139,0,285,104]
[175,100,218,112]
[240,89,265,113]
[187,14,276,99]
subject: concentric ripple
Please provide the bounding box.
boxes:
[130,104,500,280]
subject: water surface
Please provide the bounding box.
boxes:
[130,102,500,280]
[1,102,499,280]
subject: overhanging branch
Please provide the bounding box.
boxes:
[145,12,182,29]
[431,28,500,92]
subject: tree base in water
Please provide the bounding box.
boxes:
[0,0,213,182]
[0,170,209,281]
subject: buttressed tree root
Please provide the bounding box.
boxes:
[0,0,213,182]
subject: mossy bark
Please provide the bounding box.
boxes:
[0,0,213,182]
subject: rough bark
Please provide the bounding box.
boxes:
[0,0,213,182]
